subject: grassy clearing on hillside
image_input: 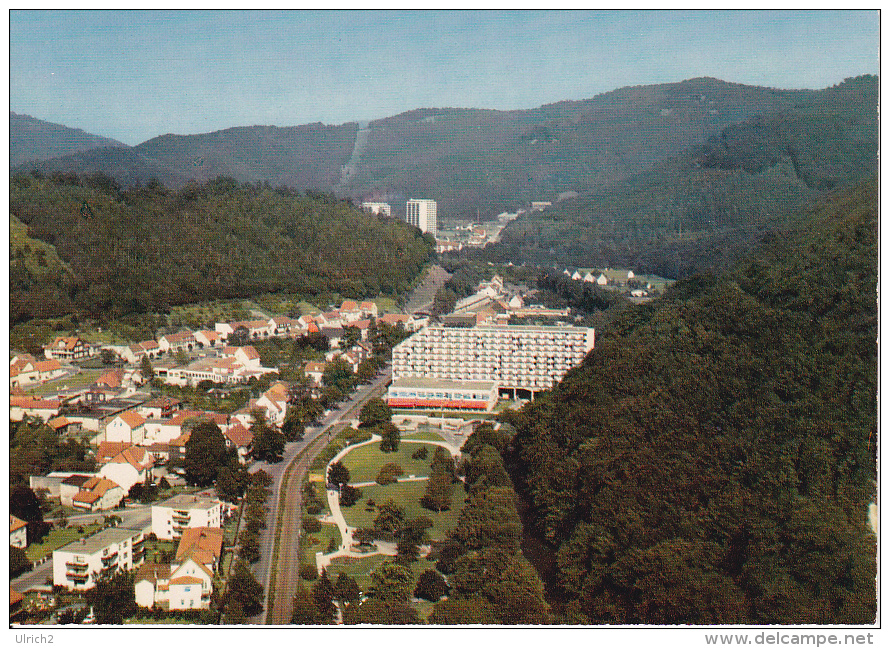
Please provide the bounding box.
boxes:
[338,442,445,484]
[25,369,105,396]
[341,480,466,540]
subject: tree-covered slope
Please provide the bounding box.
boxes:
[346,77,813,218]
[504,177,877,624]
[492,75,878,278]
[9,111,127,166]
[9,174,434,322]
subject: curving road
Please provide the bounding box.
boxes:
[249,368,393,625]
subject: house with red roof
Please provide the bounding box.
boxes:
[10,395,62,422]
[98,444,154,493]
[10,515,27,548]
[105,411,147,445]
[158,330,196,353]
[43,336,92,360]
[71,476,125,511]
[193,330,220,348]
[223,423,253,464]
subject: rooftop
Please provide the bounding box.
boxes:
[56,527,142,555]
[155,494,220,510]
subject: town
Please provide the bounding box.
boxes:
[10,223,635,624]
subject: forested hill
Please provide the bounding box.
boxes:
[9,174,434,323]
[503,176,878,624]
[13,77,815,218]
[10,112,127,166]
[491,75,878,279]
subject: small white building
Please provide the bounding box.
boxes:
[104,411,147,445]
[70,477,125,512]
[97,444,154,494]
[53,527,145,590]
[151,494,223,541]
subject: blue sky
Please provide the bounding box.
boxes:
[9,9,880,146]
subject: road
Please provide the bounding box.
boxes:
[10,504,155,593]
[246,368,393,625]
[403,264,451,314]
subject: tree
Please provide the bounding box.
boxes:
[290,585,321,624]
[421,462,454,512]
[281,408,305,442]
[225,559,264,618]
[84,570,136,624]
[9,484,48,543]
[375,462,404,485]
[414,569,449,602]
[250,410,285,463]
[339,484,362,507]
[372,500,405,541]
[100,348,118,365]
[368,561,415,603]
[323,358,355,393]
[10,545,31,577]
[334,572,361,607]
[359,397,391,429]
[231,325,250,346]
[184,421,229,486]
[327,461,350,490]
[216,463,249,502]
[429,596,498,624]
[311,569,337,624]
[379,421,400,453]
[140,355,155,381]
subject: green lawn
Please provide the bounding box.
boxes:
[402,430,446,442]
[341,480,466,540]
[306,522,342,554]
[325,553,440,597]
[25,369,105,396]
[372,297,400,314]
[26,523,102,561]
[339,442,445,484]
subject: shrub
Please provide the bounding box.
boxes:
[411,446,429,460]
[375,462,404,486]
[414,569,449,602]
[340,485,362,507]
[299,564,318,581]
[302,516,322,533]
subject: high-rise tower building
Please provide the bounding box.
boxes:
[406,199,437,234]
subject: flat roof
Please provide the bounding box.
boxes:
[390,377,498,391]
[154,494,220,510]
[424,324,592,334]
[56,527,142,555]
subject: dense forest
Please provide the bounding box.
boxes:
[500,177,877,623]
[9,173,434,323]
[491,75,878,279]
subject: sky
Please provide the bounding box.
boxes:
[9,9,881,146]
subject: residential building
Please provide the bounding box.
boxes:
[361,201,391,217]
[152,494,223,540]
[390,324,595,398]
[10,515,28,548]
[105,411,147,445]
[53,527,146,590]
[44,336,92,360]
[10,396,62,423]
[97,444,154,493]
[158,330,196,353]
[70,477,125,512]
[406,198,437,234]
[223,423,253,464]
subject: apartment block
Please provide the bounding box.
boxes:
[406,199,437,234]
[390,324,595,397]
[53,527,146,590]
[151,494,223,540]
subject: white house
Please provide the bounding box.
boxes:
[193,330,220,348]
[44,336,91,360]
[10,395,62,423]
[70,477,125,512]
[104,411,147,445]
[53,527,145,590]
[158,330,196,353]
[255,381,289,427]
[10,515,28,548]
[97,444,154,493]
[151,495,223,540]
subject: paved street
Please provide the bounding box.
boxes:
[246,367,393,624]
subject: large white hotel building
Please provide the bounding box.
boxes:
[387,324,595,409]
